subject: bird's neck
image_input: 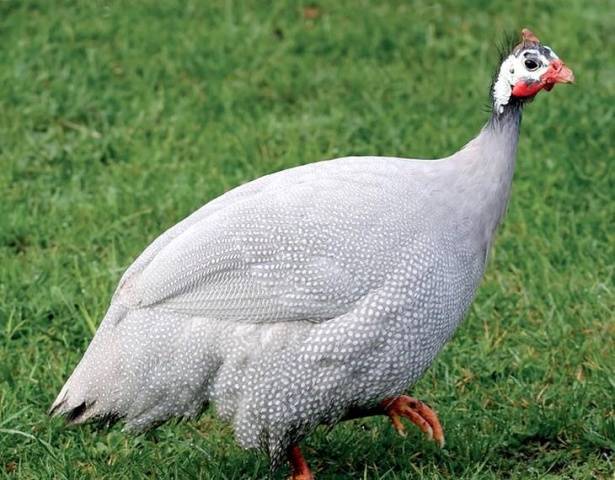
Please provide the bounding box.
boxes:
[455,102,523,243]
[485,102,522,231]
[487,100,523,138]
[483,101,523,178]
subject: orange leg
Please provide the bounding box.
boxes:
[287,444,314,480]
[380,395,445,447]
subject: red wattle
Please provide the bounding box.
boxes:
[511,81,545,97]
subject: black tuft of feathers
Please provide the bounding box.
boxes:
[66,401,88,422]
[497,31,521,63]
[93,411,122,430]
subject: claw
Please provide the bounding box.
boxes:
[389,411,407,437]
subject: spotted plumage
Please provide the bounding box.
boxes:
[50,29,573,477]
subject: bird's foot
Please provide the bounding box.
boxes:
[288,444,315,480]
[381,395,445,447]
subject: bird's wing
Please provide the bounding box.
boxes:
[113,157,423,323]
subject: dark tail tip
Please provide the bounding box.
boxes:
[49,398,95,424]
[66,402,89,422]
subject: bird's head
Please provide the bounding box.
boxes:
[492,28,574,114]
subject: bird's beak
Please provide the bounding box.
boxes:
[542,59,575,91]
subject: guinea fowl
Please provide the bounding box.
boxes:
[50,29,573,479]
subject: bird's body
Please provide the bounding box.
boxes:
[51,29,573,477]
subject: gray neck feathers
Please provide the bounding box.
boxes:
[488,100,523,133]
[448,102,522,247]
[481,103,522,237]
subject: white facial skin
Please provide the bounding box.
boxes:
[493,46,558,113]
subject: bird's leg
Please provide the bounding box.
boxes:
[380,395,445,447]
[287,444,315,480]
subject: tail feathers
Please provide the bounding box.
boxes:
[48,380,119,426]
[49,316,124,425]
[49,396,121,428]
[48,396,89,423]
[49,308,220,431]
[48,384,92,424]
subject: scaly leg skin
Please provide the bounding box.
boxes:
[287,444,315,480]
[380,395,445,447]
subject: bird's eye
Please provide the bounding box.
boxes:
[524,59,540,71]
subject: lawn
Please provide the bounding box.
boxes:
[0,0,613,478]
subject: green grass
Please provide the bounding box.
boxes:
[1,0,613,478]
